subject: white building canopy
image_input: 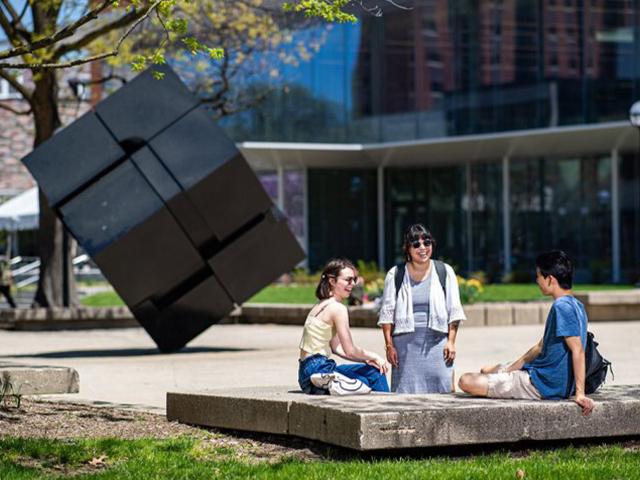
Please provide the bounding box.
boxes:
[240,121,638,170]
[0,187,38,231]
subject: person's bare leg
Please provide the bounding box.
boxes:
[458,372,490,396]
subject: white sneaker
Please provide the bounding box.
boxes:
[310,372,334,390]
[310,372,371,396]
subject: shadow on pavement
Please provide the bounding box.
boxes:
[2,346,254,358]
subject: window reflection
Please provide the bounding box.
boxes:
[222,1,638,143]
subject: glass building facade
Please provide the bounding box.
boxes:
[222,0,640,282]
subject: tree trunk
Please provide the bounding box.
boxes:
[31,70,78,307]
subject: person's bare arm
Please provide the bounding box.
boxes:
[329,304,388,372]
[444,321,460,364]
[565,335,595,416]
[505,338,543,372]
[381,324,398,367]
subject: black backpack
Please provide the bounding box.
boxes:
[394,260,447,300]
[584,331,613,394]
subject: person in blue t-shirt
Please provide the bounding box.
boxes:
[458,250,595,416]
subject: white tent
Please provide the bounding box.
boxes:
[0,187,38,231]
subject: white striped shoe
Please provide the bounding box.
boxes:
[310,372,371,396]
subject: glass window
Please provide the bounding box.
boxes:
[469,162,504,281]
[308,169,377,270]
[510,155,612,283]
[220,1,640,142]
[620,153,640,283]
[385,166,466,270]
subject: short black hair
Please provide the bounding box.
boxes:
[535,250,574,290]
[402,224,435,262]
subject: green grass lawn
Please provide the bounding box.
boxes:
[0,437,638,479]
[80,283,634,307]
[478,283,633,303]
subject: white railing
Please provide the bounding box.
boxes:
[10,254,105,289]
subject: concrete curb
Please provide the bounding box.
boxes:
[0,307,138,330]
[1,291,638,331]
[238,302,554,327]
[575,291,640,321]
[0,362,79,395]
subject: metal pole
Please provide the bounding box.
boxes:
[302,167,309,267]
[377,166,385,270]
[637,129,640,287]
[611,149,620,283]
[502,155,511,277]
[276,164,285,213]
[465,163,473,273]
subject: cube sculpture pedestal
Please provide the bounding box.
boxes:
[22,65,304,352]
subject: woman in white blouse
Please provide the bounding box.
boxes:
[378,224,466,393]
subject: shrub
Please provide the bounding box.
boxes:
[469,270,488,285]
[289,267,320,285]
[355,260,384,284]
[364,277,385,300]
[457,276,484,304]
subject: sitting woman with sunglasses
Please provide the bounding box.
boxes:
[298,258,390,395]
[378,224,466,393]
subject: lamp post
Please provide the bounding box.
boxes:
[629,101,640,287]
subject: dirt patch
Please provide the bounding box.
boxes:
[0,398,329,463]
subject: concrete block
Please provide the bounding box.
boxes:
[462,304,485,327]
[485,303,513,326]
[574,290,640,305]
[539,302,553,323]
[238,304,311,325]
[167,388,293,434]
[0,362,79,395]
[347,306,378,328]
[289,400,363,448]
[166,385,640,450]
[574,291,640,321]
[513,303,541,325]
[589,305,640,322]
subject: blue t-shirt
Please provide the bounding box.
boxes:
[523,295,587,400]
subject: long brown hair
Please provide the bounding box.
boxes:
[315,258,358,300]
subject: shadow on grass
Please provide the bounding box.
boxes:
[206,427,640,461]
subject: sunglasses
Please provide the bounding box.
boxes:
[410,238,432,249]
[338,276,358,285]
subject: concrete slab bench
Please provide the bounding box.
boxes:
[0,362,79,395]
[167,385,640,450]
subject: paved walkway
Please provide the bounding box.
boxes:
[0,321,637,413]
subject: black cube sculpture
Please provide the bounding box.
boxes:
[23,65,305,352]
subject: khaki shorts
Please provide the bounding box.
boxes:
[486,365,541,400]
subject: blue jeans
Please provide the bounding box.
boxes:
[298,354,390,395]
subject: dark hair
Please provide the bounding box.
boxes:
[315,258,358,300]
[402,224,435,262]
[535,250,574,289]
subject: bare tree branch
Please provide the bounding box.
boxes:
[0,68,32,102]
[0,101,31,115]
[16,1,28,23]
[0,0,114,61]
[0,2,161,70]
[54,2,158,59]
[0,0,30,40]
[0,5,20,44]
